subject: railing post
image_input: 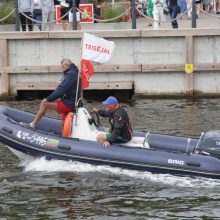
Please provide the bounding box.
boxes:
[72,0,77,30]
[0,40,9,96]
[191,0,197,28]
[15,0,20,31]
[131,0,136,29]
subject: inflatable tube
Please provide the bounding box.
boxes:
[62,113,74,137]
[2,105,220,179]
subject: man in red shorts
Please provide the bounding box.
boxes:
[20,58,81,129]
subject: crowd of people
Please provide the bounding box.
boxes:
[141,0,220,29]
[17,0,220,31]
[18,0,80,31]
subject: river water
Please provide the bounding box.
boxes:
[1,98,220,219]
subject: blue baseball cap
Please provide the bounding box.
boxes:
[102,96,118,105]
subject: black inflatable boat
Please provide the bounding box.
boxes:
[1,105,220,179]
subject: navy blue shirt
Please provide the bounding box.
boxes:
[47,63,81,110]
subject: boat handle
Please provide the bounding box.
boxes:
[58,144,71,151]
[2,127,13,134]
[186,161,201,167]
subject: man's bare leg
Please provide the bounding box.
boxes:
[97,133,107,142]
[32,100,57,126]
[97,133,110,147]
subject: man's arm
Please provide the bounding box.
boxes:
[92,108,110,118]
[47,72,77,102]
[98,109,110,118]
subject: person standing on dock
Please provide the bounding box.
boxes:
[33,0,43,31]
[60,0,72,30]
[41,0,55,31]
[147,0,153,26]
[18,0,34,31]
[153,0,167,29]
[20,58,81,130]
[167,0,180,28]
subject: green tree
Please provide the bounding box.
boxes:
[0,1,16,24]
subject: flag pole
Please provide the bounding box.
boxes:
[75,33,84,109]
[74,33,84,125]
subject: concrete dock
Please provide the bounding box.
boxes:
[0,12,220,98]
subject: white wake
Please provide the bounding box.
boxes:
[19,157,220,188]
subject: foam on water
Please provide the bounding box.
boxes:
[19,157,220,188]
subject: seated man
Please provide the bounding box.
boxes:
[20,58,81,129]
[92,96,133,147]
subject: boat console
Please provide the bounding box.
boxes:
[197,130,220,158]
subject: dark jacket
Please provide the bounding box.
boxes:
[98,106,133,144]
[46,63,81,110]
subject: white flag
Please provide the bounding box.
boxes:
[82,33,115,63]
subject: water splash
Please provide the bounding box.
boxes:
[19,157,220,188]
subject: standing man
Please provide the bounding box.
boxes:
[147,0,153,27]
[217,0,220,14]
[18,0,34,31]
[33,0,43,31]
[60,0,73,30]
[153,0,167,29]
[92,96,133,147]
[167,0,180,28]
[41,0,55,31]
[20,58,81,129]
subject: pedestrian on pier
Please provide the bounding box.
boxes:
[167,0,180,28]
[153,0,167,29]
[41,0,55,31]
[18,0,34,31]
[147,0,153,26]
[60,0,73,30]
[33,0,43,31]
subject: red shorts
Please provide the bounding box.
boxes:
[56,100,73,121]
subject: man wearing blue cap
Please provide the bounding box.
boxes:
[92,96,133,147]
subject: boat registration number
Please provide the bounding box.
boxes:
[16,130,48,147]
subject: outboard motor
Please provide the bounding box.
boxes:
[197,130,220,158]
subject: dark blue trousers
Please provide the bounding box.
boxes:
[169,5,179,28]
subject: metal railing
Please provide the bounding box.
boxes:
[0,2,220,30]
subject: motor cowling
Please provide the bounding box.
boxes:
[198,130,220,157]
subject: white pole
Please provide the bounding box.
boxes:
[75,33,84,108]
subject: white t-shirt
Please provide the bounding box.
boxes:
[60,0,70,7]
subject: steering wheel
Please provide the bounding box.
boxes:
[89,111,100,127]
